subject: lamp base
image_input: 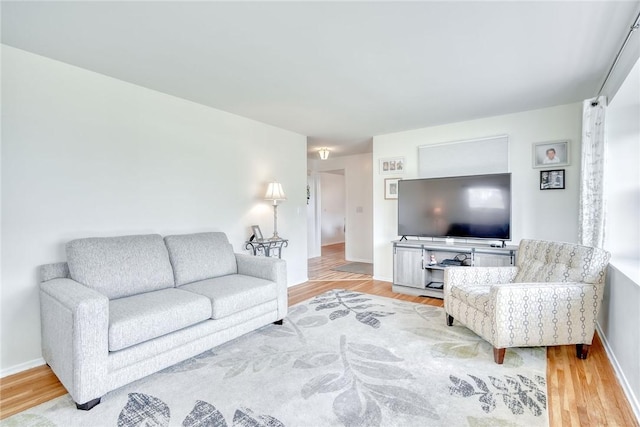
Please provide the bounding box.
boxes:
[270,203,281,241]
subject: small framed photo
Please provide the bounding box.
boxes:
[379,157,405,175]
[540,169,565,190]
[251,225,264,241]
[385,178,401,200]
[533,140,569,168]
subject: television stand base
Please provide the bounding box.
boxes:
[392,240,517,300]
[392,283,443,299]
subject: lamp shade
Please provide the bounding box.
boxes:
[318,148,330,160]
[264,182,286,201]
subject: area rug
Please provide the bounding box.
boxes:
[332,262,373,275]
[1,290,548,427]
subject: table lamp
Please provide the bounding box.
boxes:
[264,182,286,240]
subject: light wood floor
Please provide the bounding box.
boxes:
[307,243,373,281]
[1,243,637,426]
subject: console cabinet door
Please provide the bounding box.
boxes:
[394,246,424,288]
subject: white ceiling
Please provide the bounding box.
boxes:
[2,1,639,158]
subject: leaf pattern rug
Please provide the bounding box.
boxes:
[2,290,548,427]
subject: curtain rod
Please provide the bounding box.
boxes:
[592,10,640,106]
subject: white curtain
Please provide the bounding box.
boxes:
[578,96,607,248]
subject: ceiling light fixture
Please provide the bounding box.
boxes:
[318,148,330,160]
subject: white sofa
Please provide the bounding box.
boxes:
[39,232,287,409]
[444,239,610,364]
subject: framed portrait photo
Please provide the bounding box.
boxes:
[251,225,264,241]
[540,169,565,190]
[533,140,569,168]
[379,157,405,175]
[384,178,401,200]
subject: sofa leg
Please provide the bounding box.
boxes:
[576,344,590,360]
[76,397,101,410]
[273,319,283,325]
[493,347,506,364]
[446,314,454,326]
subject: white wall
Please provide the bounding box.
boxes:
[309,153,373,263]
[319,172,345,246]
[1,46,308,374]
[600,57,640,419]
[306,172,321,258]
[373,103,582,281]
[604,58,640,276]
[599,266,640,419]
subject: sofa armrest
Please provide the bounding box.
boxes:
[235,254,286,285]
[235,254,288,320]
[40,278,109,404]
[489,281,604,347]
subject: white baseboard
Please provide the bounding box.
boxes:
[321,241,345,247]
[596,323,640,423]
[288,277,309,287]
[373,276,392,283]
[345,257,373,264]
[1,357,46,378]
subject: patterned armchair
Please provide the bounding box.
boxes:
[444,239,611,364]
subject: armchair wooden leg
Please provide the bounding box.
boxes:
[446,314,454,326]
[576,344,590,359]
[273,319,284,325]
[493,347,506,364]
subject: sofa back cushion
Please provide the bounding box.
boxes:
[514,239,610,284]
[164,232,237,286]
[66,234,175,299]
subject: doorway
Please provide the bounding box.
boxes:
[307,169,346,260]
[319,170,345,247]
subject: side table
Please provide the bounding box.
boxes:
[244,238,288,259]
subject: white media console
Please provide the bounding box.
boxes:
[392,239,517,299]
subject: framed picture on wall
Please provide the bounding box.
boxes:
[379,157,405,175]
[384,178,402,200]
[533,140,569,168]
[540,169,565,190]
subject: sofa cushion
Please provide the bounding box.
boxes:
[109,288,211,351]
[179,274,277,319]
[514,239,610,284]
[66,234,175,299]
[449,283,492,314]
[164,232,238,286]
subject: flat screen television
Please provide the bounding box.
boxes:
[398,173,511,241]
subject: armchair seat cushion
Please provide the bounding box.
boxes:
[109,288,211,351]
[180,275,277,319]
[449,284,492,314]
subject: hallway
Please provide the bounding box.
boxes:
[307,243,372,281]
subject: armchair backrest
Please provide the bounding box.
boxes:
[514,239,610,284]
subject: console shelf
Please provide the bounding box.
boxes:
[392,240,517,299]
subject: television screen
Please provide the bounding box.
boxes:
[398,173,511,240]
